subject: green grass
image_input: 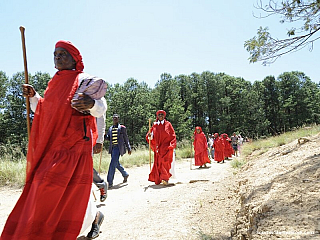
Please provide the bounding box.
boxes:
[0,143,192,187]
[231,124,320,169]
[0,156,26,188]
[2,124,319,187]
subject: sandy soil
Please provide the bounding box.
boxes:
[233,134,320,240]
[0,158,237,240]
[1,133,320,240]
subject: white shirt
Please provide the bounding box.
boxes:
[29,75,108,143]
[29,74,107,118]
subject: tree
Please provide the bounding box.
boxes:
[245,0,320,64]
[107,78,153,146]
[2,72,29,151]
[261,75,281,134]
[152,73,191,140]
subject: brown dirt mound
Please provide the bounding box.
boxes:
[233,134,320,240]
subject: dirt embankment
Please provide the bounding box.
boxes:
[233,134,320,240]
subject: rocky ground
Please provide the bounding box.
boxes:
[1,134,320,240]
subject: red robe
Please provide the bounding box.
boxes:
[193,132,210,166]
[213,137,225,162]
[222,135,233,158]
[146,120,176,185]
[1,70,97,240]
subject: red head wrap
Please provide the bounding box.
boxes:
[55,40,84,71]
[156,110,166,121]
[194,126,202,134]
[214,133,219,138]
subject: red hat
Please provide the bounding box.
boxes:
[155,110,166,121]
[194,126,202,134]
[55,40,84,71]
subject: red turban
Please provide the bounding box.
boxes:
[156,110,166,121]
[194,126,202,134]
[55,40,84,71]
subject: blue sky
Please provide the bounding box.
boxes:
[1,0,319,87]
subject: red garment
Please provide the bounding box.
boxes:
[146,120,176,185]
[193,127,210,166]
[222,134,233,158]
[1,70,97,240]
[213,135,225,162]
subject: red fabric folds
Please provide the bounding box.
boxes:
[146,120,176,185]
[193,127,210,166]
[1,70,97,240]
[221,133,234,158]
[213,133,225,162]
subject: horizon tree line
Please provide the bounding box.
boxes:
[1,69,319,155]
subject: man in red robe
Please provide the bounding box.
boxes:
[146,110,176,185]
[222,133,234,159]
[1,41,106,240]
[193,126,211,168]
[213,133,225,163]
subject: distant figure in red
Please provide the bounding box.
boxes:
[213,133,225,163]
[193,126,211,168]
[221,133,234,159]
[146,110,176,185]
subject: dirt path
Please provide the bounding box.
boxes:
[0,158,237,240]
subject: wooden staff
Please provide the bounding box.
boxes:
[190,136,193,170]
[19,26,31,139]
[98,146,103,175]
[148,118,152,171]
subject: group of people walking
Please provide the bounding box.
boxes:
[194,131,243,165]
[0,39,243,240]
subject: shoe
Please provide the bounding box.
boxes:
[86,211,104,239]
[123,174,129,183]
[161,180,168,185]
[97,182,108,202]
[108,183,113,189]
[99,188,107,202]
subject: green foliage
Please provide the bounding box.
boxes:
[1,67,320,186]
[245,1,320,64]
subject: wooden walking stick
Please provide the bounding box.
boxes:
[148,118,152,171]
[19,26,31,139]
[98,146,103,175]
[190,136,193,170]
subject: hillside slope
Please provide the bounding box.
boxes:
[233,134,320,239]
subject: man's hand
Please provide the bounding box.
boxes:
[71,93,95,112]
[93,143,102,154]
[22,84,36,97]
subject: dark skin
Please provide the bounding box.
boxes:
[113,116,131,155]
[93,143,102,154]
[147,113,164,138]
[22,47,99,148]
[22,47,94,111]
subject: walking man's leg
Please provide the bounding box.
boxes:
[107,146,120,187]
[93,168,108,202]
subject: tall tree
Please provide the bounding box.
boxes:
[152,73,191,140]
[107,78,153,146]
[2,72,28,148]
[262,75,281,134]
